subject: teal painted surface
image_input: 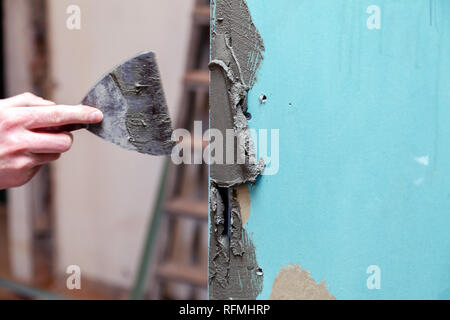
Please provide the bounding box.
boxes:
[245,0,450,299]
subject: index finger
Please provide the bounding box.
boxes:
[20,105,103,129]
[0,92,55,108]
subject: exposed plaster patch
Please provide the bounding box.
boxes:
[269,264,336,300]
[236,184,251,226]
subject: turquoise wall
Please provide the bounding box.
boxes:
[246,0,450,299]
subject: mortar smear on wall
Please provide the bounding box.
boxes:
[209,0,265,299]
[209,0,265,187]
[209,185,263,299]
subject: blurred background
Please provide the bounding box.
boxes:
[0,0,209,299]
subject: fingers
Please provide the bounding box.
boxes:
[0,92,55,108]
[31,153,61,165]
[36,124,88,133]
[19,105,103,129]
[18,165,42,187]
[27,131,74,154]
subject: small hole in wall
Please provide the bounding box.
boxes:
[288,102,293,107]
[259,94,267,104]
[256,267,264,276]
[244,111,252,120]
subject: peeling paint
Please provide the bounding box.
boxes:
[269,264,336,300]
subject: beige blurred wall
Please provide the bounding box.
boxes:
[47,0,194,288]
[3,0,36,282]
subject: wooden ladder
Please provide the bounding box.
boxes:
[133,0,210,300]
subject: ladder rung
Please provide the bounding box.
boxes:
[165,198,208,220]
[176,137,208,151]
[193,5,210,25]
[184,70,209,89]
[156,263,207,287]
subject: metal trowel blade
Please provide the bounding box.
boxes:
[82,51,175,156]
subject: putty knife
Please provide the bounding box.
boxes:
[81,51,175,156]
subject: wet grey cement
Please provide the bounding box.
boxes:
[209,0,265,300]
[209,185,263,300]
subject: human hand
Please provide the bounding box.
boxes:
[0,92,103,189]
